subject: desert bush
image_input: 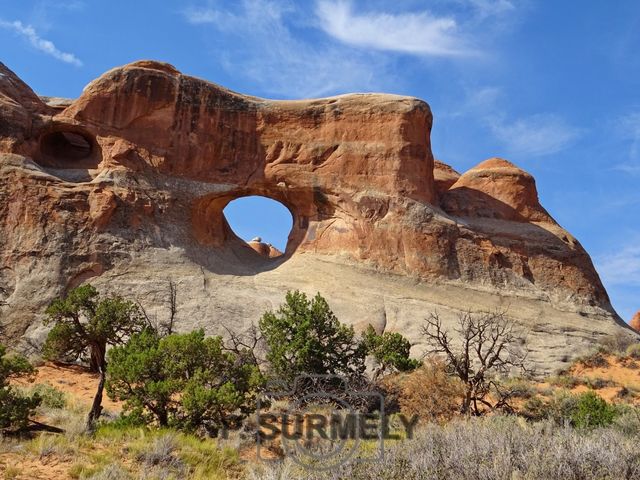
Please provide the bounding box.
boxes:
[0,344,41,431]
[521,395,547,421]
[548,374,582,389]
[106,329,263,434]
[174,433,240,480]
[520,391,579,425]
[626,343,640,359]
[40,400,88,439]
[571,391,617,429]
[85,464,132,480]
[575,350,609,368]
[259,291,366,383]
[1,465,22,480]
[384,358,463,422]
[21,383,67,409]
[598,331,637,355]
[502,377,537,399]
[361,325,420,380]
[93,425,239,480]
[615,385,639,401]
[137,433,184,470]
[28,433,75,458]
[583,376,616,390]
[612,405,640,436]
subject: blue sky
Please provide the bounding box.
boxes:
[1,0,638,320]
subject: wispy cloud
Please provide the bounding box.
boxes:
[488,113,582,157]
[182,0,522,97]
[618,111,640,162]
[0,19,82,66]
[182,0,385,98]
[464,0,515,19]
[597,241,640,288]
[315,0,477,57]
[607,112,640,175]
[613,163,640,176]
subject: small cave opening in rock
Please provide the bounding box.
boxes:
[40,131,92,161]
[223,196,293,259]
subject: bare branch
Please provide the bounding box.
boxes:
[221,323,266,368]
[421,309,530,416]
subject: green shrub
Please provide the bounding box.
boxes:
[521,391,579,425]
[0,344,41,431]
[106,329,263,434]
[259,290,366,383]
[361,325,420,379]
[27,383,67,409]
[571,391,617,429]
[103,411,148,430]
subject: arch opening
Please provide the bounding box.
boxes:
[41,131,92,161]
[223,196,293,259]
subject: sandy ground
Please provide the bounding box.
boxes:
[13,362,123,411]
[533,354,640,404]
[0,455,73,480]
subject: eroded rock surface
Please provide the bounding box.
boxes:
[0,60,632,372]
[630,311,640,332]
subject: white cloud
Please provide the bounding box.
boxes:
[488,113,581,157]
[597,241,640,288]
[0,19,82,66]
[315,0,477,57]
[182,0,386,98]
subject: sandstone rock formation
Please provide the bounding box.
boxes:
[247,238,283,258]
[0,60,632,372]
[630,311,640,333]
[433,159,460,198]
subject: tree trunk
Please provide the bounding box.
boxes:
[86,342,106,431]
[158,408,169,427]
[461,387,472,415]
[88,342,106,373]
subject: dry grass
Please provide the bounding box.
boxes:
[249,416,640,479]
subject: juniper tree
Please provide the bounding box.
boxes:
[259,290,366,384]
[43,284,147,429]
[106,329,263,434]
